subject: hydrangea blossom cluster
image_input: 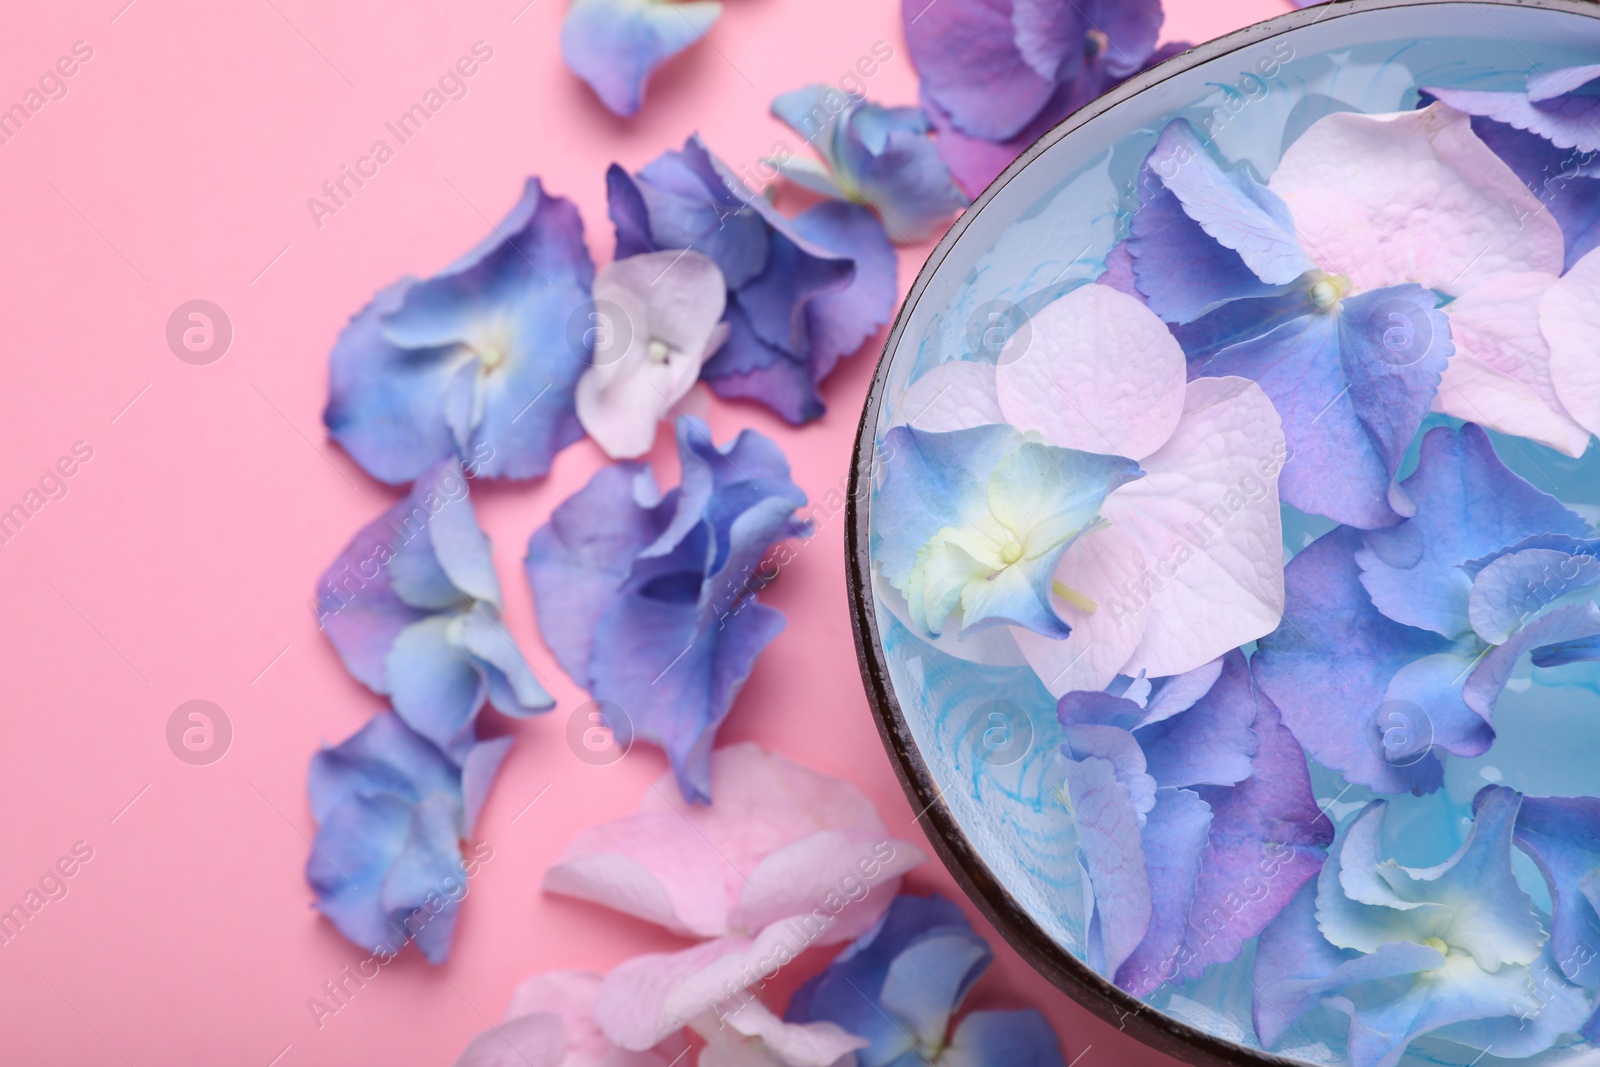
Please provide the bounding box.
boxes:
[871,79,1600,1067]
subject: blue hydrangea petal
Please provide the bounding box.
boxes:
[940,1009,1066,1067]
[379,790,467,964]
[1358,424,1588,637]
[872,424,1025,591]
[1062,754,1152,976]
[590,593,785,803]
[525,462,663,683]
[1201,285,1450,529]
[1010,0,1084,83]
[1252,879,1359,1050]
[326,180,594,483]
[787,200,897,386]
[1381,650,1494,759]
[1056,690,1145,731]
[787,894,990,1067]
[317,502,431,693]
[325,280,466,486]
[880,930,993,1050]
[1129,120,1313,323]
[1254,527,1450,795]
[306,713,503,964]
[308,791,415,955]
[415,460,502,606]
[560,0,721,117]
[1467,544,1600,644]
[1135,649,1259,789]
[454,604,553,718]
[1466,600,1600,720]
[1427,948,1594,1060]
[460,735,512,831]
[386,615,488,762]
[1430,67,1600,156]
[1114,787,1212,996]
[1172,291,1312,363]
[1534,632,1600,668]
[699,303,822,424]
[1511,794,1600,987]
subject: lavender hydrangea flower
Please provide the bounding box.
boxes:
[325,177,593,484]
[1055,651,1332,989]
[607,135,895,423]
[1253,787,1592,1067]
[524,417,808,803]
[307,711,508,964]
[561,0,721,117]
[316,458,552,763]
[786,893,1066,1067]
[906,0,1170,195]
[769,86,968,242]
[1254,423,1600,795]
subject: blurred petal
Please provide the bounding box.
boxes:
[561,0,721,117]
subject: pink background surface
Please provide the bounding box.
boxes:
[0,0,1289,1062]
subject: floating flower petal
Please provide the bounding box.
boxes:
[560,0,721,118]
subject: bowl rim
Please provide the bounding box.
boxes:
[844,1,1600,1063]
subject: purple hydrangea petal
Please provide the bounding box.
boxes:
[904,0,1057,142]
[788,200,897,385]
[1200,284,1451,530]
[1254,527,1450,795]
[1135,649,1259,789]
[525,417,806,803]
[1179,682,1333,981]
[560,0,721,117]
[1471,116,1600,272]
[1466,543,1600,644]
[1358,424,1588,638]
[1429,65,1600,155]
[1511,794,1600,987]
[524,462,663,683]
[1114,787,1212,996]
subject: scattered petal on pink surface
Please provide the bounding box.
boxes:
[1435,271,1590,457]
[1269,103,1563,297]
[454,969,686,1067]
[1544,246,1600,441]
[994,284,1188,460]
[576,250,730,460]
[544,744,923,940]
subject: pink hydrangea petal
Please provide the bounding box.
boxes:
[994,284,1187,461]
[732,830,922,937]
[1269,103,1563,296]
[1435,271,1590,457]
[898,360,1002,431]
[475,970,686,1067]
[594,923,874,1055]
[1107,376,1287,679]
[1544,246,1600,441]
[543,813,731,937]
[545,744,922,940]
[719,1000,868,1067]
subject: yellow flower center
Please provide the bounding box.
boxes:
[1308,273,1352,312]
[1422,936,1450,959]
[648,339,671,363]
[999,540,1023,566]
